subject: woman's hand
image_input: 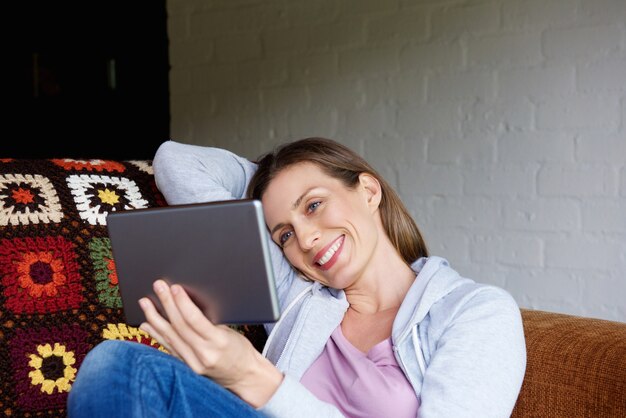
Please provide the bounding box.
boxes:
[138,279,283,407]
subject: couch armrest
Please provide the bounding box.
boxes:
[512,309,626,417]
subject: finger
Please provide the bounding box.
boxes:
[146,284,206,370]
[138,297,176,348]
[139,321,179,358]
[170,284,219,340]
[153,280,203,342]
[139,295,199,365]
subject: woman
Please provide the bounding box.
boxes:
[68,138,526,417]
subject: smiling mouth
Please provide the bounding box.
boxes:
[315,235,345,267]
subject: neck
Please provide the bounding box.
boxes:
[344,234,416,315]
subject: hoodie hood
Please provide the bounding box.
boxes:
[392,256,472,344]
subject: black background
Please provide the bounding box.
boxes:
[6,1,170,160]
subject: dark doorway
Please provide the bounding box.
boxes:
[6,1,170,160]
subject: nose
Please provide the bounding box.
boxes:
[295,223,320,251]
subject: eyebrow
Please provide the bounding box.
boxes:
[269,187,316,236]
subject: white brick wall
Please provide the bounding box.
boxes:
[167,0,626,322]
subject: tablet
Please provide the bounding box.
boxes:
[106,199,280,327]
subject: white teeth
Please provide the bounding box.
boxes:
[317,238,342,266]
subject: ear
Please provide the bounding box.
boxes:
[358,173,382,212]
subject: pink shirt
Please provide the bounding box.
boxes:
[300,325,419,418]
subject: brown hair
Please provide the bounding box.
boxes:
[247,137,428,265]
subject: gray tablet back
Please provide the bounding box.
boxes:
[106,199,280,327]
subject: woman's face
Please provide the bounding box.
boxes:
[261,162,382,289]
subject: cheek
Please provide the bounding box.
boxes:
[283,247,304,269]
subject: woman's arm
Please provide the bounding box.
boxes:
[153,140,255,204]
[139,280,345,417]
[152,140,296,311]
[419,286,526,418]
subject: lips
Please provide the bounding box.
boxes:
[314,235,345,271]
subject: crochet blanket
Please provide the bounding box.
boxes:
[0,158,267,416]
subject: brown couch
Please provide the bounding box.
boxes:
[1,157,624,417]
[512,309,626,417]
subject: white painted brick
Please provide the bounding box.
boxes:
[469,234,505,264]
[577,58,626,92]
[503,198,581,231]
[622,98,626,130]
[169,68,192,94]
[189,115,237,146]
[237,59,289,88]
[399,195,430,231]
[261,86,310,116]
[235,116,290,146]
[285,0,338,26]
[262,28,309,54]
[497,236,544,267]
[405,133,429,157]
[169,40,213,66]
[498,132,575,163]
[467,32,543,68]
[506,268,582,304]
[582,273,626,320]
[501,0,578,30]
[542,24,623,61]
[169,110,192,142]
[339,0,400,15]
[339,47,399,76]
[191,64,239,91]
[464,165,536,197]
[431,197,502,229]
[580,0,626,25]
[428,72,494,102]
[287,108,340,139]
[397,102,460,137]
[307,20,366,51]
[397,163,464,196]
[470,234,543,267]
[362,73,426,107]
[581,200,626,233]
[460,98,534,135]
[212,89,261,114]
[190,6,286,38]
[167,14,189,40]
[536,95,621,132]
[400,41,462,73]
[454,262,509,288]
[497,65,575,100]
[428,133,496,164]
[346,107,395,144]
[576,133,626,164]
[170,0,626,323]
[366,9,428,42]
[538,164,618,197]
[288,53,338,84]
[430,2,500,38]
[215,34,262,63]
[307,80,363,111]
[422,228,471,263]
[545,235,625,270]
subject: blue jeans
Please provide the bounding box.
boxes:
[67,340,266,417]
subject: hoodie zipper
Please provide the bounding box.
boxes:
[393,324,426,382]
[262,284,314,362]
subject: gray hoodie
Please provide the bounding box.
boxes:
[153,140,527,418]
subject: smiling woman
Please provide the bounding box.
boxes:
[68,138,527,418]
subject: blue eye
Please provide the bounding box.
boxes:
[279,230,293,246]
[308,201,321,212]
